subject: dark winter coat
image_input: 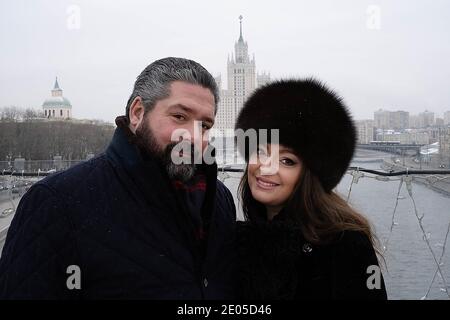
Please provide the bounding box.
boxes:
[0,126,237,299]
[237,215,387,300]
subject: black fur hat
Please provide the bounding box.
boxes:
[235,78,356,193]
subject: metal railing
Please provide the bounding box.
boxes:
[1,164,449,299]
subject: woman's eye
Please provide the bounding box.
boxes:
[281,158,295,166]
[202,123,211,130]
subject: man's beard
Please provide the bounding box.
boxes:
[135,120,197,182]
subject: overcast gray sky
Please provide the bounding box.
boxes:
[1,0,449,123]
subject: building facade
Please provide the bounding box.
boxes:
[42,77,72,119]
[374,109,409,130]
[355,120,375,144]
[444,111,450,125]
[417,110,435,128]
[215,16,270,131]
[374,109,390,130]
[390,111,409,130]
[376,130,430,145]
[440,127,450,166]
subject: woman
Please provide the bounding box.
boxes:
[234,79,387,300]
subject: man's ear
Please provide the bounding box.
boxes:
[129,97,145,133]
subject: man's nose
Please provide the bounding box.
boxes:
[189,122,207,150]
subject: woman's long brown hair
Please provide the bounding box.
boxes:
[238,164,384,258]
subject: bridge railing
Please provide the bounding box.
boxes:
[0,160,84,173]
[1,164,449,299]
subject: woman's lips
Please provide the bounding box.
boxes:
[255,177,280,190]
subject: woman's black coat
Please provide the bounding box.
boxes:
[236,217,387,300]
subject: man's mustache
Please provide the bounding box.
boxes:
[166,140,203,164]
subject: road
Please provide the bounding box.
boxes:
[0,196,21,256]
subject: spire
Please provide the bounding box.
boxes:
[53,77,60,90]
[51,77,63,97]
[234,15,249,63]
[238,15,243,42]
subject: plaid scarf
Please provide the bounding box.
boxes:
[172,171,207,241]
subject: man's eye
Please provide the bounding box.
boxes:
[173,114,186,121]
[202,124,211,130]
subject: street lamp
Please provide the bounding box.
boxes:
[6,154,12,170]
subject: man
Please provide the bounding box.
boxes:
[0,57,237,299]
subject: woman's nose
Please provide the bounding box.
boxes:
[259,154,279,175]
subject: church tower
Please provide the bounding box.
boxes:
[42,77,72,119]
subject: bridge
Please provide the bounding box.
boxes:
[357,142,424,156]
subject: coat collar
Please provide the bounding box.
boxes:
[105,116,219,259]
[106,116,159,169]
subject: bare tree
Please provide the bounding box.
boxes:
[0,120,115,161]
[0,106,22,121]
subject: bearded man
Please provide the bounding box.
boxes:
[0,57,237,299]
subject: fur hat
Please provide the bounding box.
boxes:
[235,78,356,193]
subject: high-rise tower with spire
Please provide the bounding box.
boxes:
[215,16,270,131]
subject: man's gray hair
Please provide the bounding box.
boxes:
[125,57,219,119]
